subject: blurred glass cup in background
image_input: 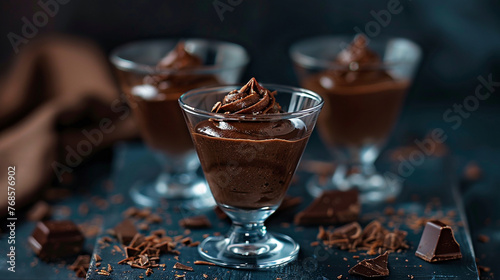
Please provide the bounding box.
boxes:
[290,35,421,202]
[110,39,249,209]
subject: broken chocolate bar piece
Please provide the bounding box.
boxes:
[294,189,360,225]
[349,251,389,277]
[28,220,84,260]
[415,220,462,262]
[114,219,138,245]
[179,215,211,229]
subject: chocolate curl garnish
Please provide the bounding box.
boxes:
[336,34,380,66]
[157,41,202,70]
[212,77,281,114]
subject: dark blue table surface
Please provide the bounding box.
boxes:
[1,104,499,279]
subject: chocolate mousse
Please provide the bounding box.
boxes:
[118,42,220,156]
[192,78,310,209]
[300,35,409,148]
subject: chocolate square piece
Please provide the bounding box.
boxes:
[114,219,138,245]
[415,220,462,262]
[28,220,84,260]
[294,189,360,225]
[349,251,390,277]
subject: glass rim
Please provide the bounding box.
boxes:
[289,35,421,70]
[109,38,250,75]
[178,84,324,121]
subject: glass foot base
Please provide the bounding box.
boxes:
[198,233,299,269]
[307,172,402,203]
[130,176,215,210]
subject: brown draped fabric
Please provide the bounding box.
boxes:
[0,36,139,216]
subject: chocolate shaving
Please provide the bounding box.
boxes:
[188,241,200,247]
[194,260,217,266]
[214,206,228,220]
[318,221,409,253]
[173,262,194,271]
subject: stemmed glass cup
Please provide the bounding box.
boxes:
[179,84,323,268]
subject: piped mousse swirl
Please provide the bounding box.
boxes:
[197,78,305,140]
[212,77,282,114]
[143,41,218,89]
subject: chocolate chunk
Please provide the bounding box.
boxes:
[349,251,389,277]
[173,262,194,271]
[114,219,138,245]
[27,201,52,221]
[179,215,211,229]
[294,190,360,225]
[28,220,84,260]
[415,220,462,262]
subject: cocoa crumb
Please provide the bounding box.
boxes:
[478,234,490,243]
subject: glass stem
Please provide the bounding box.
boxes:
[228,222,268,244]
[154,151,202,198]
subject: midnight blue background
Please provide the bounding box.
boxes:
[1,0,500,104]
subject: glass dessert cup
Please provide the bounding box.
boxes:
[179,84,323,269]
[110,39,249,209]
[290,35,421,203]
